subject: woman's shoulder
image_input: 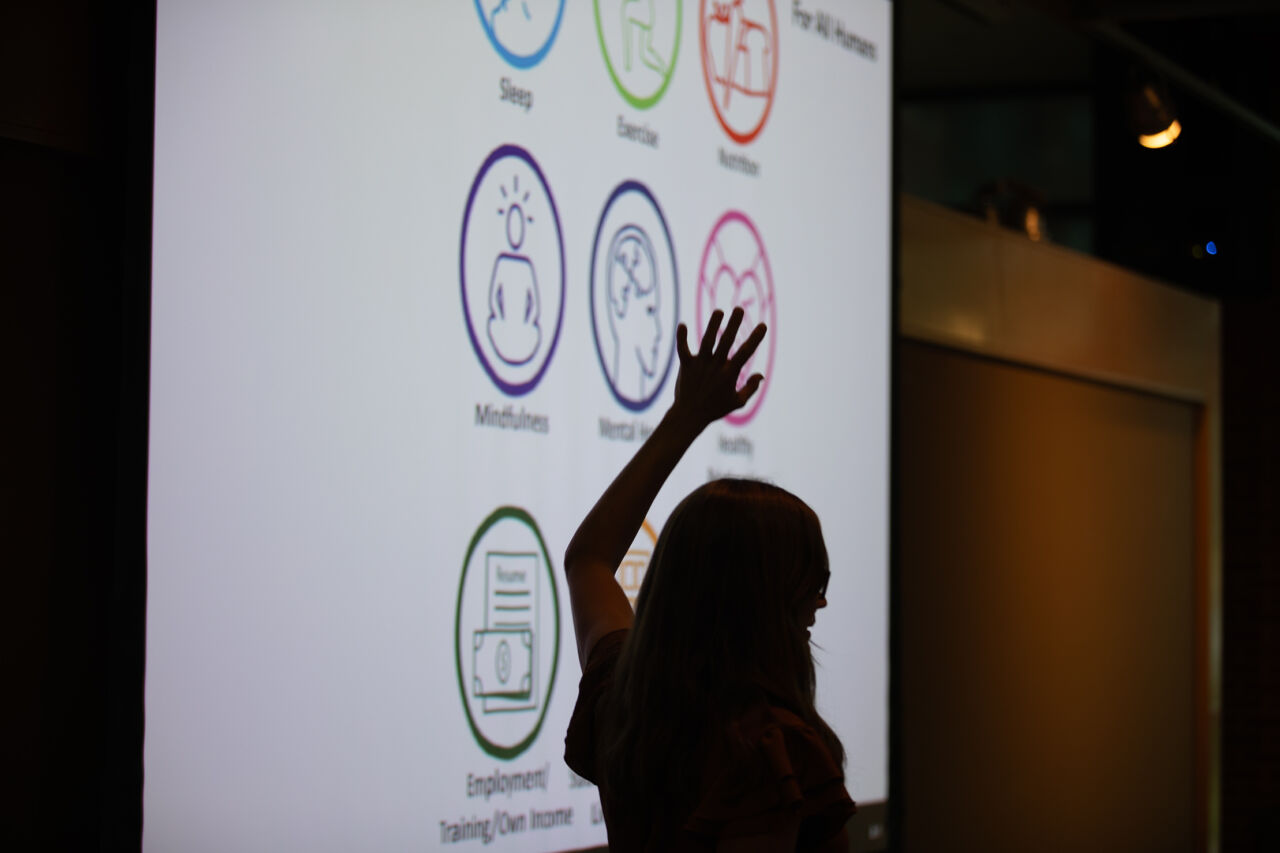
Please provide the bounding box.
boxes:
[683,702,855,844]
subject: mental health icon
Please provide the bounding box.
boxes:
[594,0,683,109]
[700,0,778,143]
[455,507,560,760]
[460,145,565,397]
[590,181,679,411]
[476,0,566,69]
[696,210,776,425]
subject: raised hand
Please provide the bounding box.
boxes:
[565,309,767,666]
[672,307,768,429]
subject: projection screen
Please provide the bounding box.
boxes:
[146,2,890,849]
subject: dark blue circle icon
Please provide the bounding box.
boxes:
[460,144,565,397]
[589,180,679,412]
[475,0,566,69]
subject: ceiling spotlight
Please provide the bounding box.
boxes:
[1139,119,1181,149]
[1127,68,1181,149]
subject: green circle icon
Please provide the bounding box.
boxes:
[594,0,683,109]
[454,506,561,760]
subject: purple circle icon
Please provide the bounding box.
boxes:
[696,210,776,425]
[589,181,679,412]
[460,144,565,397]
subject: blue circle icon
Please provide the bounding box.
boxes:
[475,0,567,69]
[460,144,565,397]
[589,181,679,412]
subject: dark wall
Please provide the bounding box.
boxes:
[1089,17,1280,852]
[1220,228,1280,851]
[1,2,152,849]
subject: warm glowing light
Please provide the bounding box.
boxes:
[1024,207,1043,242]
[1138,119,1182,148]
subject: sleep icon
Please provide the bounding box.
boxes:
[477,0,567,69]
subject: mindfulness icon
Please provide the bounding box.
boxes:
[488,175,541,366]
[460,144,564,397]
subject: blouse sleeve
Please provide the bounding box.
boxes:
[683,708,856,847]
[563,629,628,784]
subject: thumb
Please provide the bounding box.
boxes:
[736,373,764,407]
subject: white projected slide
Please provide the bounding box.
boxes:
[146,2,890,849]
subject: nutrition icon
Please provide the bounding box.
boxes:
[476,0,567,69]
[594,0,683,109]
[696,210,776,425]
[455,507,560,760]
[460,145,565,396]
[590,181,679,411]
[700,0,779,143]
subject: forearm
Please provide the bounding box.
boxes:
[564,405,704,574]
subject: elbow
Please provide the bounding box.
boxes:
[562,536,582,577]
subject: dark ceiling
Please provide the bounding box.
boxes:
[898,0,1280,296]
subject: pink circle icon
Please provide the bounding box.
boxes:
[696,210,776,425]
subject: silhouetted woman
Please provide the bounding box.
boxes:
[565,307,855,851]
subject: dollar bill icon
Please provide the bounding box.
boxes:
[473,628,534,701]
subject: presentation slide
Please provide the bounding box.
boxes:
[146,2,890,850]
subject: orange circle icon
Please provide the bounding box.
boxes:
[699,0,779,144]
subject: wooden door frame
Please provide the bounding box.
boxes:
[898,195,1221,852]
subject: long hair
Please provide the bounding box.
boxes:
[598,478,845,822]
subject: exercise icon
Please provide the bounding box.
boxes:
[590,181,679,411]
[455,507,560,760]
[476,0,566,69]
[696,210,776,425]
[460,145,565,397]
[595,0,683,108]
[700,0,778,143]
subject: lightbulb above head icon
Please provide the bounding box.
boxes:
[488,176,542,366]
[606,224,662,399]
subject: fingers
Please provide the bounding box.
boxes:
[728,321,767,371]
[735,373,764,407]
[676,323,691,363]
[714,307,746,360]
[698,310,724,358]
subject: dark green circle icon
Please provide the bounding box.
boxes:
[454,506,561,760]
[594,0,683,109]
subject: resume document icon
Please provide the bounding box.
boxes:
[472,551,539,713]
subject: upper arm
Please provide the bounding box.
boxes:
[565,556,634,667]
